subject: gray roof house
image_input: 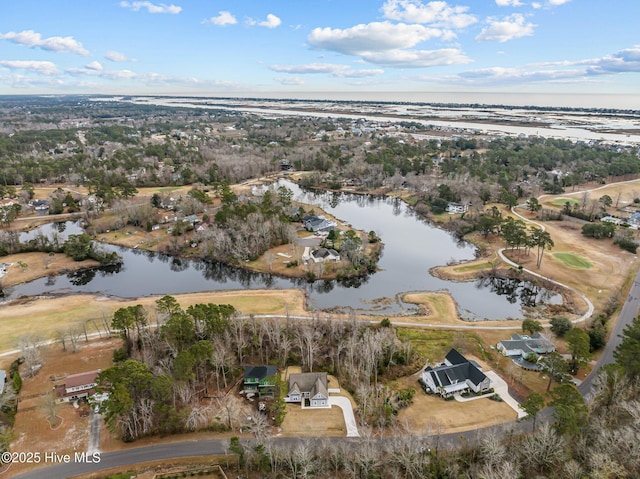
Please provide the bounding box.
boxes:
[421,349,491,398]
[310,248,341,263]
[284,372,329,408]
[497,333,555,358]
[302,215,337,232]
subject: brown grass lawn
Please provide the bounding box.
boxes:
[279,366,356,437]
[0,289,308,353]
[394,373,517,434]
[279,405,347,437]
[0,251,99,288]
[7,339,117,477]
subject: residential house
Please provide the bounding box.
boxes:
[302,215,337,232]
[284,372,329,408]
[183,214,201,226]
[497,333,555,360]
[310,248,341,263]
[446,202,470,214]
[421,349,491,398]
[54,370,100,402]
[243,366,277,399]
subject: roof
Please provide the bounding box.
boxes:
[0,370,5,394]
[63,370,100,389]
[244,365,277,382]
[311,248,339,259]
[498,333,555,356]
[288,372,328,398]
[425,349,488,388]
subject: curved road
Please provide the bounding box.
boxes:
[11,183,640,478]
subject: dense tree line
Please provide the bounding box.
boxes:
[217,316,640,478]
[96,297,415,441]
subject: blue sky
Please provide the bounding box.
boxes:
[0,0,639,100]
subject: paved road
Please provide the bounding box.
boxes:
[578,266,640,396]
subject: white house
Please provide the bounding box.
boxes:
[497,333,555,359]
[54,370,100,402]
[446,202,470,214]
[422,349,491,398]
[284,372,329,408]
[311,248,341,263]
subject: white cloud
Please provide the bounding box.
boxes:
[308,21,470,68]
[119,1,181,14]
[532,0,570,8]
[360,48,470,67]
[270,63,384,77]
[381,0,477,28]
[205,11,237,26]
[495,0,524,6]
[0,30,89,56]
[85,61,103,71]
[246,14,282,29]
[309,22,445,55]
[439,45,640,86]
[586,45,640,75]
[105,50,136,62]
[0,60,58,75]
[475,14,535,42]
[275,76,305,86]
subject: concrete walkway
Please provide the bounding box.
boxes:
[328,396,360,437]
[453,372,525,419]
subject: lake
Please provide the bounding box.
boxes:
[6,183,560,319]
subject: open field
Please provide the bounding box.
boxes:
[0,251,99,288]
[0,289,308,353]
[510,207,639,317]
[552,252,593,269]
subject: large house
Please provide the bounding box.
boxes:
[243,365,277,399]
[497,333,556,359]
[310,247,341,263]
[302,215,337,232]
[284,372,329,408]
[54,370,100,402]
[422,349,491,398]
[446,202,470,214]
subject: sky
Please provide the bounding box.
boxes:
[1,0,639,104]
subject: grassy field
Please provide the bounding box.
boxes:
[453,261,493,272]
[0,290,307,353]
[552,252,593,269]
[549,197,580,207]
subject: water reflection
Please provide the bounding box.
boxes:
[7,183,563,319]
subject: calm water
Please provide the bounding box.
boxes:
[6,183,560,319]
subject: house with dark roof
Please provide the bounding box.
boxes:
[243,365,277,399]
[284,372,329,408]
[310,247,341,263]
[54,370,100,402]
[497,333,556,359]
[302,215,337,232]
[421,349,491,398]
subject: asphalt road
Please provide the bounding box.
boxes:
[578,265,640,396]
[13,266,640,479]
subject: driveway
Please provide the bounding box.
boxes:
[485,371,527,419]
[328,396,360,437]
